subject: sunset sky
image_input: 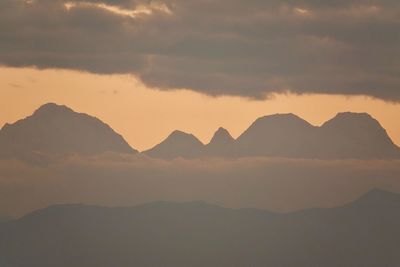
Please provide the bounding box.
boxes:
[1,66,399,151]
[0,0,399,151]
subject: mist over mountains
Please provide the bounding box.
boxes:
[0,103,399,266]
[1,189,399,267]
[1,102,399,216]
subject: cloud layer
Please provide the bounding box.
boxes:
[1,0,400,100]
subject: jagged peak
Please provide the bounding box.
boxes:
[215,127,230,134]
[33,103,74,116]
[209,127,235,145]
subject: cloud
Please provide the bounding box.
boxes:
[1,153,400,217]
[1,0,400,100]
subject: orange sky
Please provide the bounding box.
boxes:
[1,66,399,151]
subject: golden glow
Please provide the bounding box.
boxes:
[294,7,310,15]
[0,67,399,151]
[64,1,171,18]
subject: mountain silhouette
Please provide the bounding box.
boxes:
[143,130,204,159]
[147,112,400,159]
[209,127,235,146]
[0,103,136,158]
[1,189,399,267]
[319,112,400,158]
[204,127,237,157]
[237,113,317,157]
[1,103,399,160]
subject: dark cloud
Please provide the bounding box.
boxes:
[1,0,399,100]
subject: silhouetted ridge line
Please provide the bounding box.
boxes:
[146,112,399,159]
[1,103,399,160]
[1,189,399,267]
[143,130,204,159]
[33,102,73,115]
[0,103,136,159]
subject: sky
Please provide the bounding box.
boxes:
[0,0,399,151]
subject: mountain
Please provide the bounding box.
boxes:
[319,112,400,159]
[236,113,317,157]
[146,113,400,159]
[209,127,235,146]
[204,127,237,157]
[236,112,400,159]
[0,103,136,158]
[2,105,398,160]
[1,189,399,267]
[143,130,204,159]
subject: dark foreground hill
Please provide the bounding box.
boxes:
[0,215,10,223]
[1,189,399,267]
[0,103,136,158]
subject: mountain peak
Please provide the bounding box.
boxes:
[165,130,204,145]
[245,113,315,134]
[323,112,377,127]
[352,189,400,208]
[144,130,204,159]
[33,103,74,116]
[319,112,399,159]
[256,113,312,124]
[0,103,136,157]
[168,130,196,139]
[334,112,372,118]
[209,127,235,146]
[236,113,316,157]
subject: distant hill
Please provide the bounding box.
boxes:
[0,103,136,158]
[146,113,400,159]
[1,189,399,266]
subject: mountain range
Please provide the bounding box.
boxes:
[1,103,399,160]
[145,113,400,159]
[1,189,399,267]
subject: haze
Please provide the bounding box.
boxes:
[1,0,400,265]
